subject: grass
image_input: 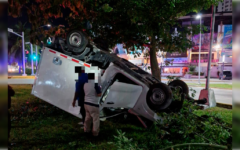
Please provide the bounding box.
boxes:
[9,85,232,150]
[187,83,232,89]
[194,107,232,125]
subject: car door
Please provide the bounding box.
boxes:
[101,81,143,109]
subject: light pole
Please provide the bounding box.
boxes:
[8,28,27,76]
[196,14,201,84]
[25,42,35,75]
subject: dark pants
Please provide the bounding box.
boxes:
[78,97,86,123]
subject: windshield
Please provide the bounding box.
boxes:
[223,71,232,75]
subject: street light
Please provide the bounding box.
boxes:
[196,14,202,84]
[8,28,27,76]
[39,24,51,28]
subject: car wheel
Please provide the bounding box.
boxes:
[168,80,189,96]
[146,83,173,112]
[66,30,88,54]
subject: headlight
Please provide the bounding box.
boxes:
[223,75,226,78]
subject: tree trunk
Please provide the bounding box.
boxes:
[150,36,161,81]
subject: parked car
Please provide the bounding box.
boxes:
[32,30,207,128]
[8,65,18,73]
[219,70,232,80]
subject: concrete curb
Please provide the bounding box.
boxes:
[216,103,232,109]
[8,76,35,79]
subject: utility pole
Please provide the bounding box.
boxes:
[205,5,216,90]
[22,32,26,76]
[198,5,217,108]
[197,16,202,84]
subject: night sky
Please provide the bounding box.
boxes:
[8,6,70,31]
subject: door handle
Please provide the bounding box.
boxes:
[107,102,114,104]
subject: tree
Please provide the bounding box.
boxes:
[84,0,221,81]
[9,0,221,80]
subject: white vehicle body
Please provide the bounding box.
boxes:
[32,47,161,127]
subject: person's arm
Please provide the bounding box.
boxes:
[95,83,102,97]
[72,92,78,107]
[72,82,79,107]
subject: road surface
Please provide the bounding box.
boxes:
[8,78,232,105]
[189,87,232,105]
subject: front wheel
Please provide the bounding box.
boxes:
[146,83,173,112]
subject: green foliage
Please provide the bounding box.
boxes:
[189,65,196,72]
[166,76,181,84]
[9,85,232,150]
[191,72,204,76]
[108,130,142,150]
[102,4,113,12]
[188,71,194,75]
[110,78,231,149]
[8,0,222,80]
[25,68,36,75]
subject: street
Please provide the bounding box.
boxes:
[189,87,232,105]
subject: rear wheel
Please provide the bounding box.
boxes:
[147,83,172,112]
[167,80,189,112]
[168,80,189,96]
[66,30,88,54]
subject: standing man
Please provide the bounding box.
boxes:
[72,66,88,126]
[84,73,102,136]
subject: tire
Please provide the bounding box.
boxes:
[146,83,173,112]
[168,80,189,96]
[66,30,88,54]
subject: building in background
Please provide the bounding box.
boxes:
[116,6,232,78]
[217,0,232,12]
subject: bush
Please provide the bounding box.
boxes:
[26,68,36,75]
[192,72,204,76]
[110,84,232,150]
[189,65,196,72]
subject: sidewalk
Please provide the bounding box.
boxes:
[8,76,35,79]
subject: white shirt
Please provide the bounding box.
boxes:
[84,80,101,105]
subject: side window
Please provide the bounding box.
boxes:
[112,73,138,85]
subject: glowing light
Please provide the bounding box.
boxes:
[196,14,201,19]
[47,37,52,44]
[215,44,220,49]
